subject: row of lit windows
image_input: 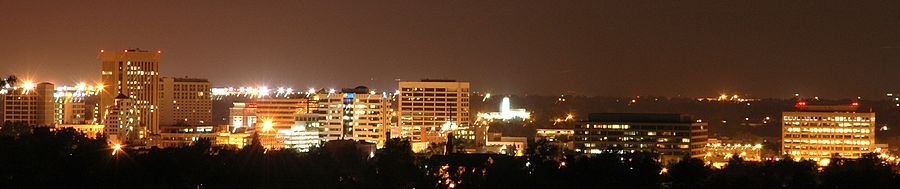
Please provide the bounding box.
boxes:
[784,146,868,151]
[782,139,871,145]
[400,87,465,92]
[784,127,871,133]
[786,151,868,156]
[783,116,873,122]
[784,122,871,127]
[783,134,869,139]
[400,97,469,102]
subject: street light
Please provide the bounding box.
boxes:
[111,143,123,155]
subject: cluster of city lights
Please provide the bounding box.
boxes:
[54,83,104,100]
[696,94,759,102]
[212,86,398,99]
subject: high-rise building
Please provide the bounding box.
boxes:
[104,94,141,144]
[313,86,392,145]
[100,48,160,138]
[574,113,709,163]
[782,103,875,160]
[1,81,55,126]
[398,80,471,144]
[159,77,212,126]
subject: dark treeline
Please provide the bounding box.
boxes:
[1,124,899,189]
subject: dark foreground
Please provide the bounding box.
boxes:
[1,125,898,189]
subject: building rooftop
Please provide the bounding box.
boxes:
[163,77,209,83]
[587,113,696,123]
[419,79,458,82]
[792,103,865,112]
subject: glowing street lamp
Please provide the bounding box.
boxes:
[111,143,123,155]
[262,120,274,132]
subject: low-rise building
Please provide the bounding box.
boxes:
[574,113,708,163]
[536,128,575,150]
[1,82,55,127]
[782,103,875,160]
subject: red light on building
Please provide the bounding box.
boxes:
[795,101,807,107]
[851,102,860,106]
[246,103,258,108]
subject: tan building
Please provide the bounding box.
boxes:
[157,125,218,148]
[398,80,471,144]
[1,82,55,126]
[54,124,105,139]
[229,102,258,132]
[535,128,576,151]
[255,97,314,131]
[104,94,142,144]
[159,77,212,126]
[52,84,102,125]
[314,86,392,145]
[782,104,875,160]
[100,48,160,136]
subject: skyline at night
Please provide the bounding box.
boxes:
[4,1,900,188]
[2,1,899,98]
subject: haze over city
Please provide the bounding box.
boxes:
[2,0,899,98]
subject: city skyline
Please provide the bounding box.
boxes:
[2,1,900,98]
[3,1,900,188]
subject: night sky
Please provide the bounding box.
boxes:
[1,1,898,98]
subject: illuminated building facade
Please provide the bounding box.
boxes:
[156,125,219,148]
[229,102,258,132]
[100,48,160,137]
[398,80,471,144]
[255,97,314,131]
[478,97,530,120]
[159,77,212,126]
[1,82,55,126]
[277,125,320,152]
[227,96,319,150]
[104,94,142,144]
[53,84,102,125]
[535,128,575,150]
[54,124,105,139]
[703,138,763,168]
[574,113,708,163]
[485,133,527,156]
[782,104,875,160]
[314,86,392,145]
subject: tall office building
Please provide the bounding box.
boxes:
[0,82,55,126]
[574,113,709,163]
[314,86,392,145]
[100,48,160,138]
[782,103,875,160]
[159,77,212,126]
[398,80,471,144]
